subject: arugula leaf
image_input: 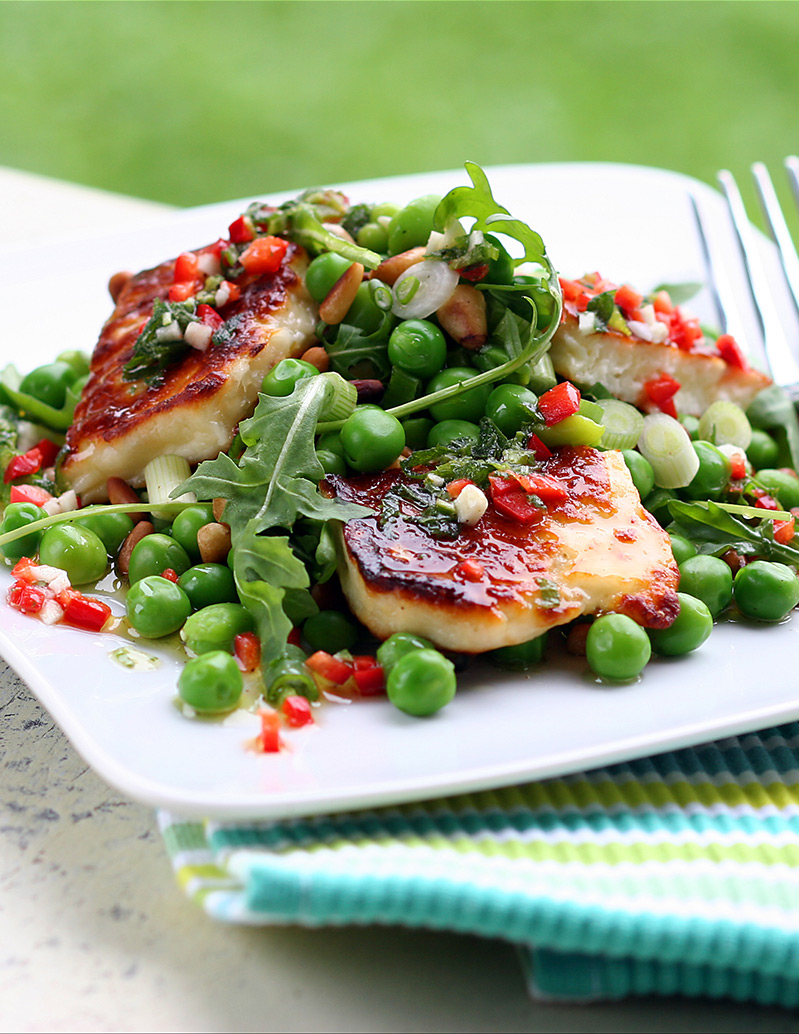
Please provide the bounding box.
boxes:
[747,385,799,471]
[232,523,312,666]
[652,281,702,305]
[177,377,371,540]
[669,499,799,566]
[586,290,616,330]
[251,196,381,270]
[122,298,206,385]
[322,309,394,381]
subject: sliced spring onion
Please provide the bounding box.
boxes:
[144,454,195,519]
[697,400,752,450]
[536,414,605,448]
[317,372,357,423]
[594,399,645,451]
[391,260,459,319]
[636,413,699,488]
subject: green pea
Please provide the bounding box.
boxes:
[340,406,405,473]
[483,234,514,285]
[305,252,352,302]
[39,524,107,585]
[747,429,779,471]
[621,450,655,500]
[753,468,799,509]
[388,319,447,379]
[402,417,434,451]
[387,194,442,254]
[171,504,215,560]
[126,575,191,638]
[19,361,77,409]
[585,613,651,680]
[56,350,90,378]
[317,449,347,476]
[426,419,481,449]
[376,632,435,673]
[427,367,492,424]
[371,202,400,221]
[734,560,799,621]
[678,554,733,618]
[678,414,700,440]
[648,593,713,656]
[261,358,319,397]
[181,602,255,656]
[303,610,359,654]
[485,383,538,437]
[178,651,243,714]
[668,531,697,566]
[73,512,134,556]
[345,281,387,334]
[682,441,731,500]
[386,648,456,716]
[0,502,45,561]
[316,431,346,461]
[128,533,191,585]
[178,563,237,610]
[488,633,547,670]
[356,221,389,253]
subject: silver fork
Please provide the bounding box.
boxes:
[691,158,799,399]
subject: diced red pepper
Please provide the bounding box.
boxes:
[10,484,53,506]
[446,478,474,499]
[257,710,282,753]
[196,303,224,330]
[305,650,353,686]
[234,631,261,673]
[161,568,179,583]
[240,236,288,275]
[755,493,780,511]
[456,559,485,582]
[61,593,112,632]
[34,438,60,467]
[458,263,489,283]
[281,695,314,727]
[11,557,38,583]
[4,447,42,483]
[489,474,546,525]
[509,470,569,504]
[643,373,681,418]
[559,278,586,303]
[168,282,196,303]
[651,290,674,315]
[174,252,200,283]
[287,626,302,647]
[667,308,703,351]
[352,662,386,696]
[8,582,48,615]
[527,433,552,460]
[614,284,644,316]
[774,517,796,545]
[729,452,747,480]
[716,333,750,372]
[538,381,581,426]
[575,292,592,312]
[228,215,255,244]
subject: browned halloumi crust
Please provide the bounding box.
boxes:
[327,448,680,653]
[62,243,316,501]
[550,314,770,417]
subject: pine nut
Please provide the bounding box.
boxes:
[300,346,330,372]
[118,521,154,576]
[436,284,487,350]
[107,476,145,522]
[197,522,232,564]
[319,262,364,325]
[369,248,426,286]
[212,498,227,522]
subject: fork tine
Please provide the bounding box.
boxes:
[751,161,799,318]
[717,168,799,387]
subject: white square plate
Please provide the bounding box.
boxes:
[2,163,797,820]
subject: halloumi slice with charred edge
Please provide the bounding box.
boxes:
[62,241,316,502]
[326,447,680,654]
[549,276,769,417]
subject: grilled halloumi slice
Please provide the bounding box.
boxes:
[328,447,679,653]
[62,242,317,501]
[550,313,769,417]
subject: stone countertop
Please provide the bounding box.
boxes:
[1,166,798,1033]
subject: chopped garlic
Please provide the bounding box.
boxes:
[578,311,598,334]
[454,484,488,526]
[184,322,213,351]
[197,252,221,277]
[214,283,231,307]
[42,489,79,517]
[39,600,64,626]
[156,321,183,342]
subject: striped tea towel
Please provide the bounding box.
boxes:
[159,721,799,1006]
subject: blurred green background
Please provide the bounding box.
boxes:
[2,0,798,215]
